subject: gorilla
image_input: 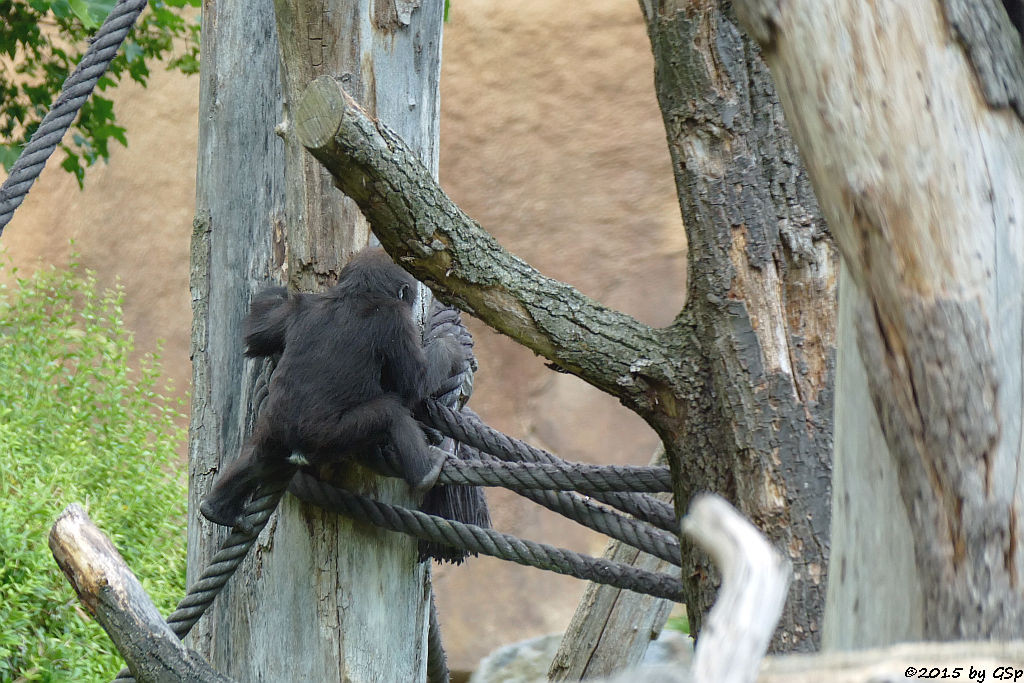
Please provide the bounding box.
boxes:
[200,248,471,532]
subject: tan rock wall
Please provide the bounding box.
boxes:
[2,0,685,672]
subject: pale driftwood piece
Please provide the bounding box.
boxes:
[683,494,790,683]
[733,0,1024,641]
[549,448,676,681]
[48,504,230,683]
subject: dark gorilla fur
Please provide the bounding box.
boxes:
[200,248,479,537]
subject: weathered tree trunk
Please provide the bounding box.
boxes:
[733,0,1024,641]
[638,1,836,651]
[825,267,924,646]
[189,0,445,679]
[188,0,287,673]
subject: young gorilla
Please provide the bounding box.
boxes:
[200,248,469,530]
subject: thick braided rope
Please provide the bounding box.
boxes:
[506,484,681,566]
[113,477,288,681]
[437,454,672,495]
[289,472,685,602]
[363,445,681,566]
[373,445,682,566]
[0,0,149,235]
[422,401,678,533]
[458,446,682,566]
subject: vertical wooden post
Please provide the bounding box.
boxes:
[190,1,446,679]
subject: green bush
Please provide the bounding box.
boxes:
[0,259,187,681]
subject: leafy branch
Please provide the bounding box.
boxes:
[0,0,201,186]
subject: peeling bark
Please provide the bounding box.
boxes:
[639,1,836,651]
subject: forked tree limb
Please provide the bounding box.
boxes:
[49,504,230,683]
[293,75,689,419]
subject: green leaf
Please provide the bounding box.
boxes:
[60,152,85,188]
[67,0,99,28]
[47,0,74,20]
[87,0,117,21]
[0,143,21,171]
[123,41,143,63]
[0,0,201,185]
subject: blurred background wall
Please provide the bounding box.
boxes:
[1,0,686,672]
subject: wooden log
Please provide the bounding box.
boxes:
[49,504,230,683]
[733,0,1024,640]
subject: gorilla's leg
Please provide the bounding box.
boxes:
[200,412,293,529]
[309,396,444,492]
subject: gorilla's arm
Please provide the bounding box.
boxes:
[244,287,300,357]
[377,304,430,404]
[422,335,471,398]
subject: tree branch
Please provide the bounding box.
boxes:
[49,504,230,683]
[293,75,687,416]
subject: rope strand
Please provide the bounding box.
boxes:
[0,0,149,235]
[289,472,685,602]
[422,401,678,532]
